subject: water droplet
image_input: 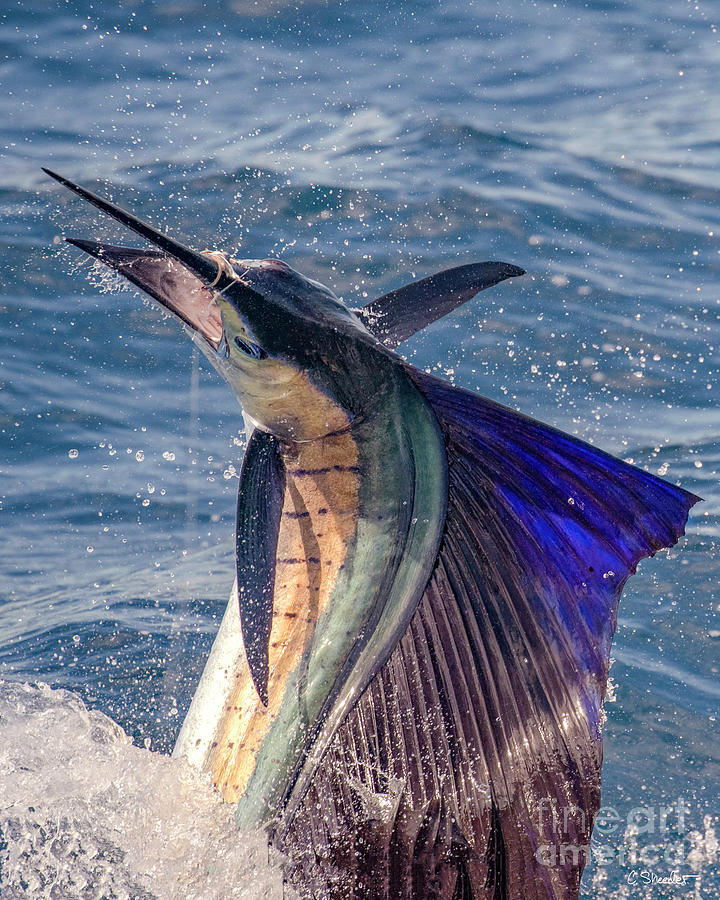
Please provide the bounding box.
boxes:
[68,448,79,459]
[86,546,94,553]
[162,451,176,461]
[135,450,145,462]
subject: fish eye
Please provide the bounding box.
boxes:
[233,335,266,359]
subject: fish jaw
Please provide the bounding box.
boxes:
[65,240,225,349]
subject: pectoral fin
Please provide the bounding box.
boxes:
[358,261,525,348]
[236,429,286,706]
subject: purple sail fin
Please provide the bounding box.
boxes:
[407,369,700,896]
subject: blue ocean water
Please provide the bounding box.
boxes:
[1,0,718,896]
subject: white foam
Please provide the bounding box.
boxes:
[0,681,286,899]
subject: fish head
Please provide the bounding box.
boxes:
[209,254,387,440]
[44,170,391,442]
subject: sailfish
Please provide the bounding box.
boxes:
[44,168,698,900]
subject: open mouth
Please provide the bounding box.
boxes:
[67,238,224,349]
[44,168,234,349]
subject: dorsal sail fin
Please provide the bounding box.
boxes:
[357,261,525,348]
[405,367,699,895]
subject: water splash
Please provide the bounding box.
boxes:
[0,681,286,899]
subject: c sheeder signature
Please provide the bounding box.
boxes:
[627,869,701,887]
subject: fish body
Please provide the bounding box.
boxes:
[231,372,447,828]
[45,168,699,899]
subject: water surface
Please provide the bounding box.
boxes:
[1,1,718,896]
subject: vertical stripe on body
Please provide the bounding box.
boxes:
[208,431,360,801]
